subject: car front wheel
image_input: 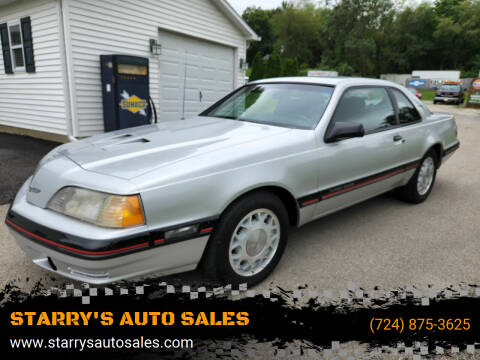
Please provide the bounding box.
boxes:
[202,191,288,286]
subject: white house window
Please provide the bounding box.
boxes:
[1,16,34,74]
[8,22,25,70]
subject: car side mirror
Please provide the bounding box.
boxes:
[325,121,365,143]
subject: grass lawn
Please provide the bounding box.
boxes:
[420,90,436,101]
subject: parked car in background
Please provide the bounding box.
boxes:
[433,81,464,105]
[407,87,422,100]
[6,77,460,286]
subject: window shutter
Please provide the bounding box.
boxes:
[20,16,35,73]
[0,23,13,74]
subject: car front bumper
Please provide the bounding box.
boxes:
[5,180,211,284]
[9,225,209,284]
[434,96,460,103]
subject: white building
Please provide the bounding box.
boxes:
[411,70,460,81]
[380,74,411,86]
[0,0,258,140]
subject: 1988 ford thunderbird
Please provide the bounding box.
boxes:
[6,77,459,285]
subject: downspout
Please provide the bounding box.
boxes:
[57,0,77,141]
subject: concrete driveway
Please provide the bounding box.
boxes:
[1,104,479,293]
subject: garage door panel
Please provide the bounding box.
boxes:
[184,111,199,119]
[158,29,234,122]
[184,88,200,101]
[200,90,217,103]
[199,79,216,88]
[161,87,181,100]
[161,61,182,76]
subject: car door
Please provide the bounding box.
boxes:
[389,88,427,168]
[307,86,410,219]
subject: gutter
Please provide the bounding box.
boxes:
[216,0,260,41]
[57,0,77,141]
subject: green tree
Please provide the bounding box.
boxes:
[455,0,480,74]
[249,52,265,81]
[282,57,299,76]
[382,4,438,74]
[264,52,283,78]
[336,62,355,76]
[433,17,462,68]
[322,0,396,76]
[271,1,323,66]
[434,0,466,20]
[242,7,277,65]
[242,0,479,78]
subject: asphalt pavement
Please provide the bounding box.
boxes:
[0,133,59,205]
[0,104,479,294]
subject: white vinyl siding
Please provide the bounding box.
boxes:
[0,0,68,135]
[65,0,247,137]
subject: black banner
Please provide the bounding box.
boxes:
[2,280,480,358]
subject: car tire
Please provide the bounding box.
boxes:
[201,191,288,286]
[396,150,438,204]
[433,100,437,104]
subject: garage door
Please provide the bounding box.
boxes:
[158,29,235,121]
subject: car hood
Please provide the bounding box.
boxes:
[60,116,290,180]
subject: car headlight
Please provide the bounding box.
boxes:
[47,187,145,228]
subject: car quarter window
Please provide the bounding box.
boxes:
[331,87,397,133]
[391,89,422,124]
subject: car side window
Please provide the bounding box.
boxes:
[331,87,397,133]
[391,89,422,124]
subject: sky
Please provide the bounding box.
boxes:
[229,0,283,14]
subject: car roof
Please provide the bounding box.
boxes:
[249,76,395,87]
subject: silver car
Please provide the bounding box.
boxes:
[6,77,459,285]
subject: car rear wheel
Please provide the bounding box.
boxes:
[202,191,288,285]
[396,150,438,204]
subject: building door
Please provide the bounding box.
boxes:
[158,29,235,121]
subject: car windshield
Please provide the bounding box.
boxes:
[440,84,461,91]
[202,83,334,129]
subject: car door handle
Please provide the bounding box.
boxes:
[393,135,403,142]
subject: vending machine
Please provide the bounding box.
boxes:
[100,55,155,132]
